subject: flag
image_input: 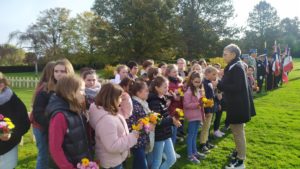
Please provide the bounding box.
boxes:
[272,44,281,76]
[283,48,293,72]
[263,48,269,74]
[282,48,293,83]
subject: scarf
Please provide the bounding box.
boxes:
[0,87,13,105]
[132,96,151,114]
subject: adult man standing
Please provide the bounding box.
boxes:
[256,55,266,93]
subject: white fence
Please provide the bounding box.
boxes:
[7,76,111,88]
[7,77,39,88]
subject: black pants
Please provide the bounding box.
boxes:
[213,110,223,131]
[257,77,264,92]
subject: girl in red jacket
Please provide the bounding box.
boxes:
[165,64,183,158]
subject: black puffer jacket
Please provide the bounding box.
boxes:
[217,57,256,124]
[46,94,93,168]
[0,90,30,155]
[147,92,173,141]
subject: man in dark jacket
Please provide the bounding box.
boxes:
[256,55,266,93]
[215,44,256,169]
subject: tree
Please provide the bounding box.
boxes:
[178,0,236,59]
[36,8,71,58]
[23,52,37,65]
[245,1,280,53]
[279,17,300,56]
[0,44,25,65]
[92,0,179,62]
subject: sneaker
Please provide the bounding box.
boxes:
[214,130,224,138]
[228,150,238,159]
[175,153,181,159]
[200,145,210,154]
[194,152,206,160]
[225,158,245,169]
[206,142,215,149]
[219,131,225,136]
[188,156,200,164]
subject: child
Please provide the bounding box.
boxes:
[127,81,152,169]
[212,64,226,138]
[147,67,160,86]
[247,66,258,92]
[147,76,181,169]
[32,59,74,169]
[127,61,139,80]
[46,75,92,168]
[81,69,101,108]
[177,58,188,79]
[111,65,129,84]
[166,64,184,153]
[119,77,134,119]
[199,59,207,70]
[31,61,55,169]
[158,62,167,77]
[183,72,206,164]
[0,72,30,169]
[89,83,139,169]
[190,64,203,74]
[141,60,154,76]
[200,66,218,153]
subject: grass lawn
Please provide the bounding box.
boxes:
[13,59,300,169]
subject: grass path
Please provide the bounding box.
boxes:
[14,59,300,169]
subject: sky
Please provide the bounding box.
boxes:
[1,0,300,44]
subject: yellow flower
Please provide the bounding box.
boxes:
[141,118,149,125]
[178,88,184,97]
[149,114,158,124]
[81,158,89,167]
[3,118,11,122]
[7,123,15,129]
[202,97,208,103]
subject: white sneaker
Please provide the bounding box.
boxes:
[214,130,223,138]
[175,153,181,159]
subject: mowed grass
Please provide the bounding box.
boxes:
[13,59,300,169]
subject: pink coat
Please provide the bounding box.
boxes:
[88,104,137,168]
[183,87,205,122]
[119,92,133,119]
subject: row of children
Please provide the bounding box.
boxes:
[0,44,255,169]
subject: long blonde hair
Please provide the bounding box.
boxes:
[48,59,74,92]
[55,75,85,114]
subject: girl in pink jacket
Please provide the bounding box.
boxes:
[183,72,206,164]
[89,83,139,169]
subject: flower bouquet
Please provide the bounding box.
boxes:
[77,158,99,169]
[200,97,214,108]
[132,112,162,134]
[0,114,15,136]
[174,108,184,120]
[148,112,162,125]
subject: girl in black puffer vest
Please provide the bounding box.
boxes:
[46,75,93,169]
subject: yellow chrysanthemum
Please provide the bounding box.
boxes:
[178,88,184,97]
[3,118,11,122]
[8,123,15,129]
[202,97,208,103]
[81,158,89,167]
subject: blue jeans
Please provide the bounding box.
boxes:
[0,145,18,169]
[132,146,148,169]
[171,126,178,145]
[187,121,200,156]
[33,127,49,169]
[151,138,176,169]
